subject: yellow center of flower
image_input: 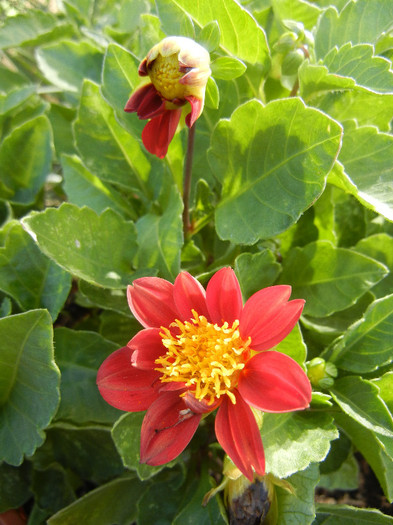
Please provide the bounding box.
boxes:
[149,53,186,101]
[155,311,251,405]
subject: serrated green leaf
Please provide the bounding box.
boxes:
[61,154,136,219]
[136,184,183,280]
[156,0,269,65]
[328,295,393,373]
[208,99,342,244]
[275,463,319,525]
[315,1,393,60]
[0,222,71,321]
[53,328,121,425]
[211,56,247,80]
[0,115,52,205]
[74,80,150,195]
[279,241,388,317]
[112,412,169,480]
[198,20,220,52]
[234,250,282,301]
[315,504,393,524]
[0,310,60,465]
[47,475,141,525]
[330,376,393,437]
[23,203,138,289]
[36,39,104,93]
[262,411,338,478]
[337,126,393,221]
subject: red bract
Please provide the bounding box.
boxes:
[97,268,312,481]
[125,36,210,158]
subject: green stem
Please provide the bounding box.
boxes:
[182,123,196,237]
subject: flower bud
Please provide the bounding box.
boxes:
[125,36,211,158]
[307,357,337,389]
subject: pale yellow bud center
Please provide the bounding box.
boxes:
[156,310,251,405]
[149,53,186,101]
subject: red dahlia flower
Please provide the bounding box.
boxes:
[124,36,211,158]
[97,268,312,481]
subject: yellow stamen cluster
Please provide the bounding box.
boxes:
[156,311,251,405]
[149,53,185,101]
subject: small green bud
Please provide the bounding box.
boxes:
[307,357,337,388]
[273,32,298,54]
[281,48,305,76]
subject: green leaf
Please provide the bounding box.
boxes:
[319,453,359,491]
[0,222,71,321]
[262,411,338,478]
[315,504,393,524]
[23,203,138,289]
[334,412,393,502]
[275,324,307,367]
[205,76,220,109]
[211,56,247,80]
[136,184,183,280]
[198,20,221,52]
[0,10,73,49]
[272,0,321,29]
[0,115,52,205]
[74,80,150,195]
[234,250,282,301]
[32,463,76,516]
[337,126,393,222]
[315,1,393,59]
[48,425,124,484]
[99,310,137,346]
[355,234,393,298]
[279,241,388,317]
[330,376,393,437]
[328,295,393,373]
[47,475,142,525]
[36,39,104,93]
[61,154,136,219]
[0,85,36,116]
[112,412,171,480]
[373,372,393,415]
[77,280,131,315]
[48,103,76,157]
[54,328,121,425]
[275,463,319,525]
[156,0,269,65]
[0,310,60,465]
[155,0,195,39]
[208,99,342,244]
[0,462,32,513]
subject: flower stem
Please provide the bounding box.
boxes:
[182,123,196,237]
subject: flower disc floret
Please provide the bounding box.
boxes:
[156,310,251,405]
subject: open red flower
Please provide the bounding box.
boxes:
[124,36,211,158]
[97,268,312,481]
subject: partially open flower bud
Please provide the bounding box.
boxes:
[125,36,211,158]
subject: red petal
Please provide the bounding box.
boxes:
[128,328,164,370]
[97,346,159,411]
[238,351,312,413]
[173,271,209,321]
[240,286,304,351]
[183,391,221,414]
[127,277,178,329]
[142,109,182,158]
[184,95,203,128]
[140,392,201,465]
[206,267,243,325]
[215,391,265,481]
[124,83,165,119]
[138,58,148,76]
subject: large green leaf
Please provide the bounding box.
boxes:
[74,80,150,195]
[262,411,338,478]
[337,125,393,222]
[47,475,142,525]
[315,1,393,59]
[315,504,393,524]
[275,324,307,367]
[0,115,52,205]
[328,295,393,373]
[156,0,269,66]
[136,184,183,280]
[208,99,342,244]
[61,154,136,219]
[0,222,71,321]
[275,463,319,525]
[0,310,60,465]
[53,328,121,425]
[234,250,282,301]
[0,462,32,513]
[355,234,393,298]
[330,377,393,438]
[36,40,104,93]
[279,241,388,317]
[23,203,138,289]
[0,85,36,117]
